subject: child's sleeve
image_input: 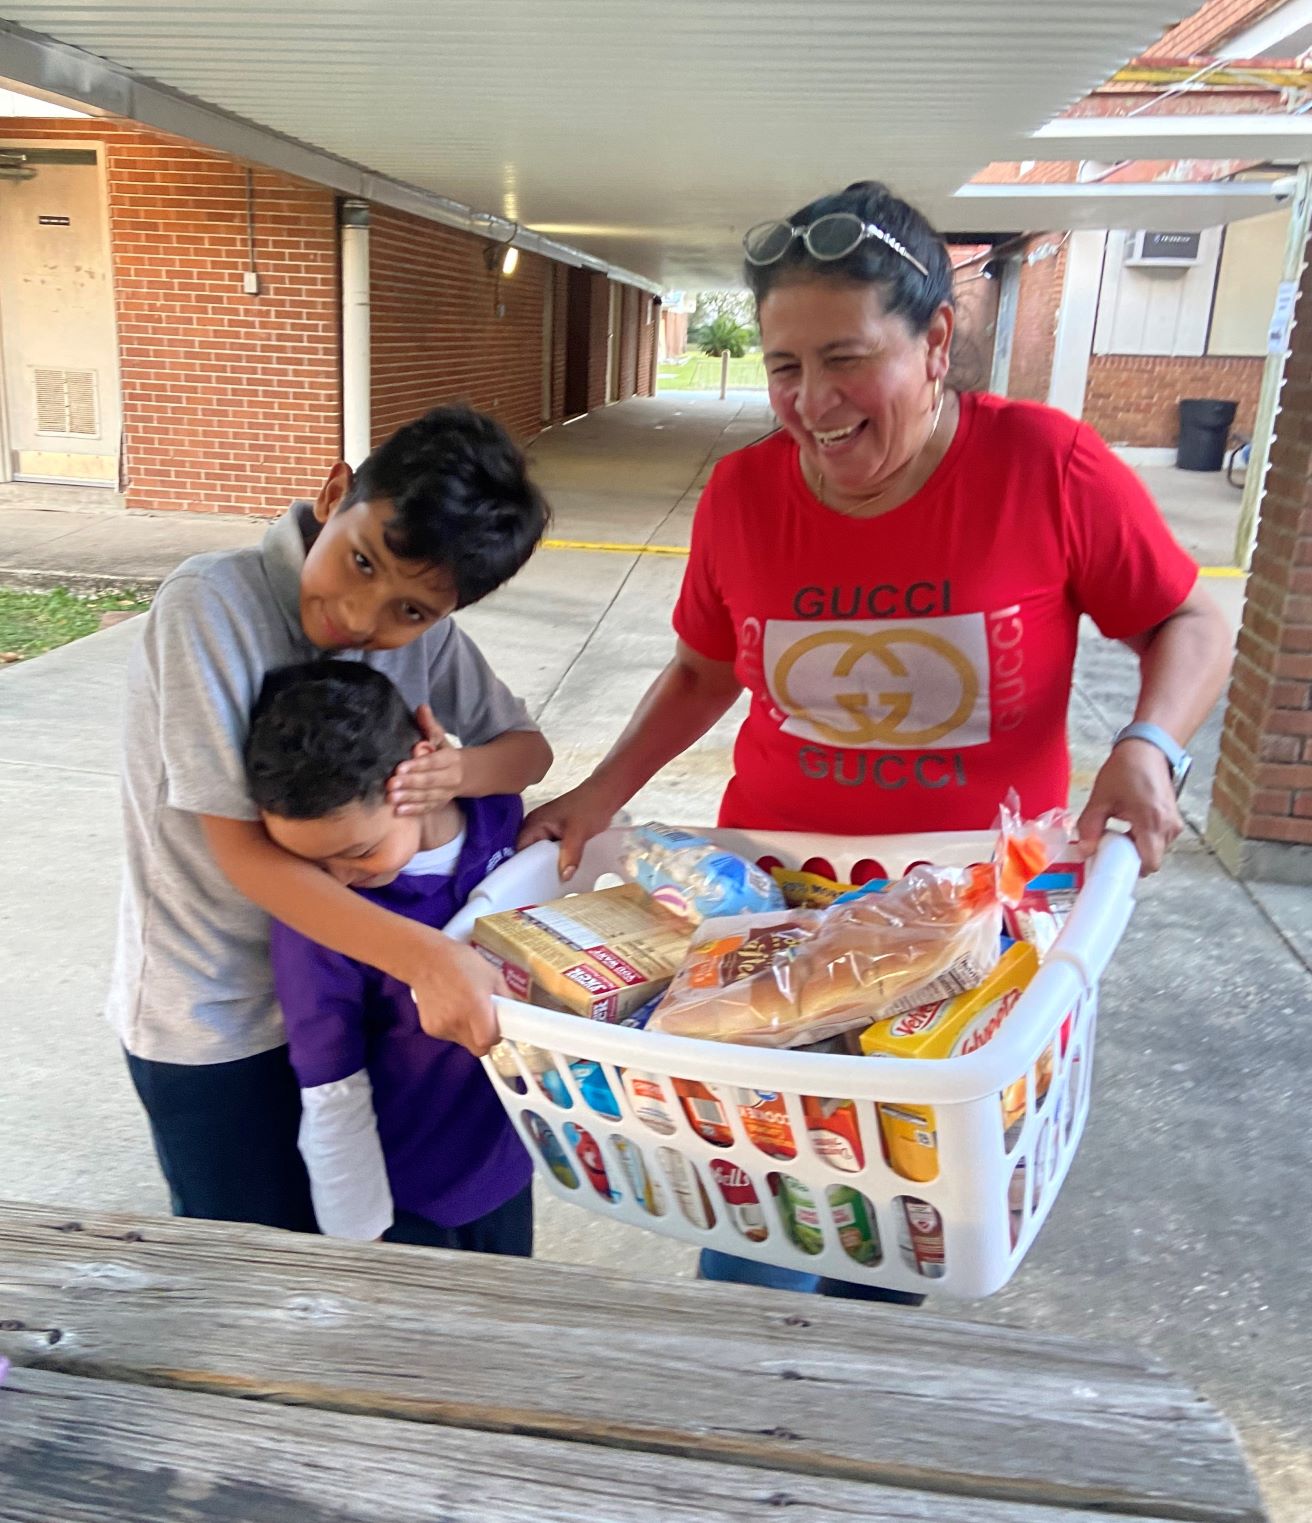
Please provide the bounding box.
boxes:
[299,1074,393,1240]
[146,573,262,820]
[271,922,394,1240]
[426,623,538,747]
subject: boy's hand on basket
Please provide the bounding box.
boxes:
[408,934,508,1056]
[1076,740,1182,876]
[388,705,463,816]
[520,776,622,882]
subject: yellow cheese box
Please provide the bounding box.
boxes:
[859,941,1038,1061]
[860,942,1039,1183]
[472,884,692,1022]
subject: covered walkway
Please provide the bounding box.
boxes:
[1,394,1308,1516]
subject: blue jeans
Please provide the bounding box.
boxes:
[383,1185,534,1258]
[698,1249,926,1304]
[127,1044,317,1233]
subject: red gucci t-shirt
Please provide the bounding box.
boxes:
[673,391,1197,835]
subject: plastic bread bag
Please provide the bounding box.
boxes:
[616,822,785,923]
[648,798,1070,1048]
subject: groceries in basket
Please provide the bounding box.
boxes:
[858,941,1039,1180]
[472,884,692,1022]
[1004,862,1084,957]
[617,823,785,923]
[646,803,1067,1048]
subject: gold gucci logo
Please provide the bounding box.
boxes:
[773,627,979,747]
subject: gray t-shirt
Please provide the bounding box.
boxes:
[106,503,536,1064]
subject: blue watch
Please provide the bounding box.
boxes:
[1113,722,1192,797]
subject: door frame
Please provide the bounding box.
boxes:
[0,138,122,486]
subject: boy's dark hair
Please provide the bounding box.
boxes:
[245,661,419,820]
[345,405,549,609]
[744,180,954,335]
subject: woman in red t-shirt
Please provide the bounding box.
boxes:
[522,180,1232,1298]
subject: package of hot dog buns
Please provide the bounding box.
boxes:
[646,799,1069,1048]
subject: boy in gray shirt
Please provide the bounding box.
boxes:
[109,406,552,1229]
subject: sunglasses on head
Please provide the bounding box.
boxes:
[743,212,929,278]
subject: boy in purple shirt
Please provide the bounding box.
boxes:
[244,660,532,1251]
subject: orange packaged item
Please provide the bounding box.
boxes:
[803,1096,864,1172]
[674,1080,798,1158]
[648,800,1067,1049]
[877,1104,939,1183]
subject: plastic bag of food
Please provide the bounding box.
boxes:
[617,823,784,923]
[647,800,1069,1048]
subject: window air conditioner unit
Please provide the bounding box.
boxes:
[1124,230,1203,268]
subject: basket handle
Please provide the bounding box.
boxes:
[1047,831,1140,990]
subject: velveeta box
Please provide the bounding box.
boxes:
[472,885,692,1022]
[859,942,1039,1060]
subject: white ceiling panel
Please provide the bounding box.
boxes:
[0,2,1199,283]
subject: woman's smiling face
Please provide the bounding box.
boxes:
[760,278,952,500]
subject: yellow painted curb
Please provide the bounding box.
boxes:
[1199,566,1245,579]
[542,538,690,557]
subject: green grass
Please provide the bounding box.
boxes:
[658,352,768,391]
[0,586,153,665]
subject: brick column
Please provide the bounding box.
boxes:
[1207,255,1312,883]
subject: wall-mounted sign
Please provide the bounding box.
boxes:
[38,215,71,226]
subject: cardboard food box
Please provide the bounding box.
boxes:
[472,885,692,1022]
[858,941,1039,1061]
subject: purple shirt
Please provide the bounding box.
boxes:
[270,795,531,1229]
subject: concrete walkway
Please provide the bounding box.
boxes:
[1,392,1308,1520]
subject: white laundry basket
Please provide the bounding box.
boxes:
[446,827,1140,1298]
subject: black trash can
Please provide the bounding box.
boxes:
[1177,398,1238,472]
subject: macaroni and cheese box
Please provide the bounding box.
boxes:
[472,885,692,1022]
[858,941,1039,1061]
[860,942,1039,1181]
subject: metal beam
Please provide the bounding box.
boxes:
[1020,113,1312,165]
[0,20,662,294]
[948,179,1293,233]
[1219,0,1312,61]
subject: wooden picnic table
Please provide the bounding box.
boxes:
[0,1199,1266,1522]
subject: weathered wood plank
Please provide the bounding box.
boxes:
[0,1366,1214,1523]
[0,1202,1266,1522]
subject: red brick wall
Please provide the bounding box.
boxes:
[1083,356,1262,448]
[1007,237,1067,404]
[1155,0,1283,57]
[948,246,999,391]
[620,285,640,400]
[370,206,551,445]
[637,294,656,397]
[587,274,611,412]
[0,118,341,514]
[549,263,569,423]
[1211,254,1312,856]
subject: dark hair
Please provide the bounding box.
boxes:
[345,405,549,609]
[744,181,954,334]
[244,661,419,819]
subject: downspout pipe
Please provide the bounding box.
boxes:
[340,199,371,469]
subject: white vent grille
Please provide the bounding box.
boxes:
[33,368,99,438]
